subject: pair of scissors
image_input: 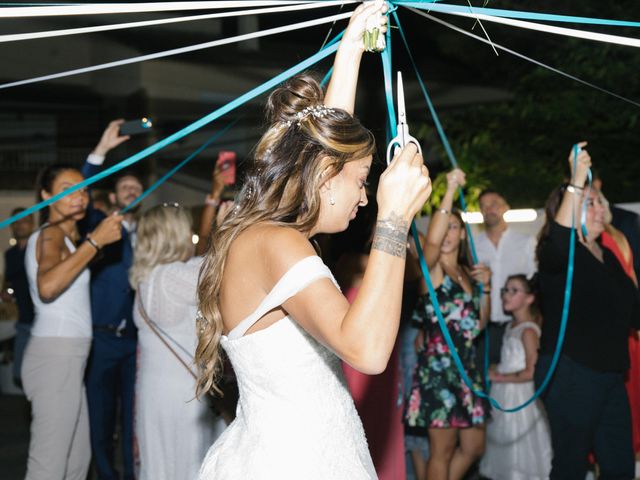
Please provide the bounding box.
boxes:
[386,71,422,166]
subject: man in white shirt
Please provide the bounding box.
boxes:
[475,189,537,365]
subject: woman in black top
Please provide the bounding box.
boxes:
[534,142,640,479]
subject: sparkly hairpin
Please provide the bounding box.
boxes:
[282,104,335,127]
[196,310,207,334]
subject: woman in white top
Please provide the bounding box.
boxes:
[195,3,432,479]
[22,164,122,480]
[130,204,226,480]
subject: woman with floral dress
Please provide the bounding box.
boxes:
[405,168,491,480]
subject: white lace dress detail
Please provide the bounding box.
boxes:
[480,321,552,480]
[198,256,376,480]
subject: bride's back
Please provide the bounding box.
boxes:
[218,223,309,337]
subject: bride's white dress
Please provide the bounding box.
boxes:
[198,256,376,479]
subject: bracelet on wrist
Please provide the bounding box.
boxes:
[566,184,583,194]
[86,235,101,251]
[437,208,450,215]
[205,195,220,208]
[569,183,585,190]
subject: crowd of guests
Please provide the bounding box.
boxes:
[2,125,640,480]
[339,147,640,480]
[2,78,640,480]
[2,119,234,480]
[328,153,640,479]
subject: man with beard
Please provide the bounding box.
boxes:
[81,120,140,480]
[475,189,537,365]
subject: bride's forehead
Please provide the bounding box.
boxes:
[345,155,372,171]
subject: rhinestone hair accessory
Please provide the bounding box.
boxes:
[282,104,335,127]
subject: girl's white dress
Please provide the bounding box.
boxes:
[198,256,376,479]
[480,321,552,480]
[134,258,226,480]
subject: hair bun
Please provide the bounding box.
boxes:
[265,74,325,126]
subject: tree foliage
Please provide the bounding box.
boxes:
[411,0,640,206]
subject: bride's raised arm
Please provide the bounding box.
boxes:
[324,0,387,114]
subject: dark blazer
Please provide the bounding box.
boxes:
[80,162,136,333]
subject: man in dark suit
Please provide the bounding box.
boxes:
[81,120,140,480]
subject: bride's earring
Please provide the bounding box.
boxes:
[330,195,335,206]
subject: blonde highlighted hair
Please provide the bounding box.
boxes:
[195,74,376,397]
[129,205,194,288]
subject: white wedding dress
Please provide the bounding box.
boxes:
[480,321,552,480]
[198,256,376,480]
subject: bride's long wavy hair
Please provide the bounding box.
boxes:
[195,74,376,397]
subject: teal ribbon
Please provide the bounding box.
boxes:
[123,29,346,215]
[392,10,490,388]
[397,1,640,28]
[381,27,494,407]
[571,144,593,240]
[0,39,341,229]
[120,120,238,213]
[386,15,575,412]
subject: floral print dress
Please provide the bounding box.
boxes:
[405,275,488,431]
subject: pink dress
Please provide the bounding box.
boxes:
[342,287,406,480]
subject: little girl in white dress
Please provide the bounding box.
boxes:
[480,274,552,480]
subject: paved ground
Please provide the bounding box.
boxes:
[0,392,121,480]
[2,392,637,480]
[0,393,29,480]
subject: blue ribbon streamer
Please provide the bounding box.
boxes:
[120,120,238,214]
[0,39,341,229]
[381,28,494,408]
[392,10,490,388]
[571,144,593,240]
[123,29,346,216]
[396,1,640,28]
[386,14,575,412]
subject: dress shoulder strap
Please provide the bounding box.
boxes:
[226,256,336,340]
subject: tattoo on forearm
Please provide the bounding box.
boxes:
[372,212,409,259]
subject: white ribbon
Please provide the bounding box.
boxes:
[0,1,356,18]
[427,7,640,49]
[0,11,353,90]
[0,2,350,43]
[407,7,640,108]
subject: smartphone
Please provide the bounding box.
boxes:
[119,117,153,136]
[216,151,236,185]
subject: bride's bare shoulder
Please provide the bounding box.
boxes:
[230,223,318,281]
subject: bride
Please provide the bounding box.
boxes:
[196,2,432,478]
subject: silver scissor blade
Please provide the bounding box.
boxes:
[397,71,407,124]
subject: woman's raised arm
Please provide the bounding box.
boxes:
[278,144,431,374]
[555,141,591,229]
[324,1,387,113]
[423,168,466,269]
[36,215,122,302]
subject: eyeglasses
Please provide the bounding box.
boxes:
[500,287,526,296]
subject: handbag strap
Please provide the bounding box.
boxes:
[136,291,198,381]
